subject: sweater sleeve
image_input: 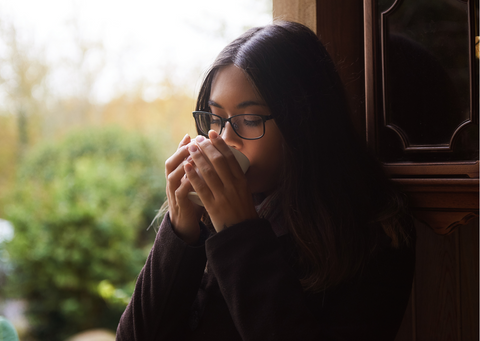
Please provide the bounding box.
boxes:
[205,218,415,341]
[116,213,208,340]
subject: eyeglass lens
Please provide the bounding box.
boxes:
[196,113,265,139]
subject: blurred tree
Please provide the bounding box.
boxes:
[0,22,49,160]
[3,127,164,341]
[0,16,197,218]
[0,113,18,217]
[0,20,50,218]
[100,84,197,151]
[47,17,107,133]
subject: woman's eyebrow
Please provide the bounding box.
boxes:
[208,100,222,108]
[208,99,266,109]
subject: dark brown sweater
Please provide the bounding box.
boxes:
[116,214,415,340]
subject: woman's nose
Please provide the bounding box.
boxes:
[222,122,242,148]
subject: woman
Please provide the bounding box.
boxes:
[116,21,415,340]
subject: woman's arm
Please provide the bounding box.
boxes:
[116,213,208,340]
[116,133,208,339]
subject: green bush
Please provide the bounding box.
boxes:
[3,127,165,340]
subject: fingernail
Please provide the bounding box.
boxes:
[189,144,198,152]
[196,135,205,143]
[186,155,193,163]
[209,130,219,139]
[183,133,190,141]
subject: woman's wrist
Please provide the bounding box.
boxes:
[173,223,201,245]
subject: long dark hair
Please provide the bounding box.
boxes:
[196,21,410,292]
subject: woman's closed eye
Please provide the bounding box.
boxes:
[243,116,263,127]
[211,118,222,125]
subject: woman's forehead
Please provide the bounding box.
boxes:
[210,65,265,106]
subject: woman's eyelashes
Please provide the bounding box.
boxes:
[243,116,262,127]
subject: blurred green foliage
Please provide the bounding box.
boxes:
[3,127,165,340]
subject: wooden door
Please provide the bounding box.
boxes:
[273,0,479,339]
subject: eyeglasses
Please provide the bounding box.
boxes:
[192,111,274,140]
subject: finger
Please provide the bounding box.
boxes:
[165,144,190,174]
[195,136,236,185]
[188,142,224,193]
[175,171,195,203]
[208,130,244,178]
[167,160,187,187]
[165,134,192,174]
[177,133,191,149]
[184,161,215,204]
[166,160,188,206]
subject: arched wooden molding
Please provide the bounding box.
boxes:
[396,178,479,235]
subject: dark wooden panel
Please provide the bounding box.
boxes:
[414,219,460,340]
[459,218,479,340]
[316,0,366,138]
[396,219,479,340]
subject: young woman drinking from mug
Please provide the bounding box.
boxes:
[116,21,415,341]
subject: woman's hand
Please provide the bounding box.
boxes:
[165,134,205,244]
[184,131,258,232]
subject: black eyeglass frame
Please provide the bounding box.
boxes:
[192,111,274,140]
